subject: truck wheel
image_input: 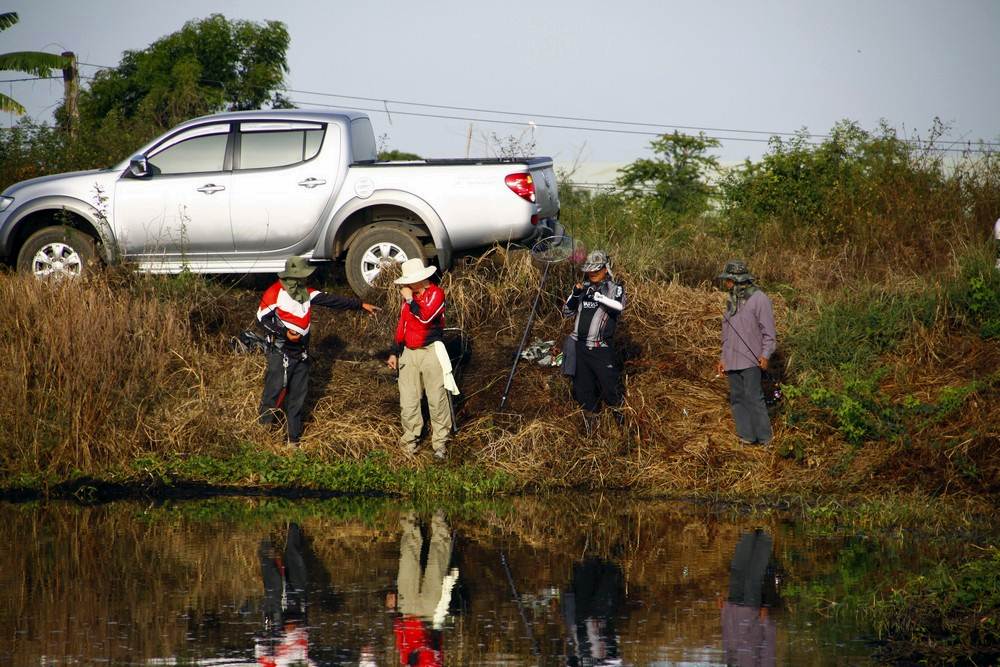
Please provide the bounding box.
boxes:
[16,226,98,281]
[345,225,426,298]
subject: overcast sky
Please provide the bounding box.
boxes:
[3,0,999,173]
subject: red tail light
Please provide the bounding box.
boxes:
[505,172,535,203]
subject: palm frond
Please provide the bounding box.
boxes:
[0,50,68,77]
[0,90,26,115]
[0,12,18,32]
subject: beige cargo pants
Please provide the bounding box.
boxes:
[396,510,452,618]
[398,345,452,453]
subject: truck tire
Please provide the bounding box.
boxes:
[345,225,427,298]
[16,226,98,281]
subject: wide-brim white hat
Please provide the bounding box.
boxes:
[393,258,437,285]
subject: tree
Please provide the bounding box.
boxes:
[0,12,68,115]
[616,131,721,215]
[77,14,290,129]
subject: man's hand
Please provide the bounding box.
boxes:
[758,356,769,371]
[361,302,380,315]
[573,282,584,294]
[387,354,398,370]
[715,360,725,376]
[400,286,413,301]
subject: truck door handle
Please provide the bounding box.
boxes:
[196,183,226,194]
[298,178,327,188]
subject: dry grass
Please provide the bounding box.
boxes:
[0,244,996,497]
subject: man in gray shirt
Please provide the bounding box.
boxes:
[715,260,776,445]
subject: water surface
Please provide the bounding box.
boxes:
[0,495,963,665]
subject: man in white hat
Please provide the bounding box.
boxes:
[386,258,456,459]
[258,256,378,445]
[562,250,626,430]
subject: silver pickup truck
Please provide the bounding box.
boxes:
[0,109,561,295]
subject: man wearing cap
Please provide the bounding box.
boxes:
[386,258,457,459]
[562,250,626,429]
[715,260,776,445]
[257,256,378,445]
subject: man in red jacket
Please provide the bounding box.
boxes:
[386,258,453,459]
[258,256,378,445]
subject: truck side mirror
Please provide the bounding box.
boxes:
[128,155,149,178]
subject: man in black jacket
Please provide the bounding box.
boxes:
[562,250,626,429]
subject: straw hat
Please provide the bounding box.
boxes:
[393,258,437,285]
[278,256,315,279]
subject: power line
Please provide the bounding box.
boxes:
[288,98,793,145]
[284,86,1000,150]
[0,74,95,83]
[284,86,812,139]
[0,76,62,83]
[288,98,995,154]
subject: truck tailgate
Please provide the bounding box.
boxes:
[527,159,559,221]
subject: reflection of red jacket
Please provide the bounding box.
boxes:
[394,616,442,667]
[394,284,445,352]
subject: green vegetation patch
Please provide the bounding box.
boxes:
[128,445,514,499]
[870,547,1000,664]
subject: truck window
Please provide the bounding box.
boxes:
[147,133,228,175]
[239,123,326,170]
[350,118,377,163]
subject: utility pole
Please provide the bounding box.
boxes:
[465,122,473,158]
[61,51,78,139]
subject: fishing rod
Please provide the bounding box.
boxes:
[499,551,542,661]
[499,235,575,410]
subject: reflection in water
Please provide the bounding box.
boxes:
[387,509,459,667]
[720,529,781,667]
[563,557,625,667]
[256,522,314,666]
[0,497,911,666]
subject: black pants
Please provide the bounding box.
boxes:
[572,341,623,413]
[259,350,310,442]
[259,523,308,626]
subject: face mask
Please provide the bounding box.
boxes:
[726,283,757,316]
[281,277,309,302]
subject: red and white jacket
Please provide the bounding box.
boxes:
[257,281,360,353]
[394,283,446,353]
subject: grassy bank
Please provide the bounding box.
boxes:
[1,237,997,499]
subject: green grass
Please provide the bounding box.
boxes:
[106,444,512,499]
[868,547,1000,663]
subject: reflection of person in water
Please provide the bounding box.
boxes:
[562,557,625,667]
[719,528,781,667]
[385,510,459,667]
[255,522,316,667]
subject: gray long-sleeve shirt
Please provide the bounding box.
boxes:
[721,289,777,371]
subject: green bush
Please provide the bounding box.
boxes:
[717,119,993,272]
[945,243,1000,339]
[785,288,937,374]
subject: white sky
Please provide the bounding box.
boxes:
[3,0,999,173]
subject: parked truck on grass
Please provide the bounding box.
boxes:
[0,109,561,296]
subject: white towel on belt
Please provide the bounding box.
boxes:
[432,340,460,395]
